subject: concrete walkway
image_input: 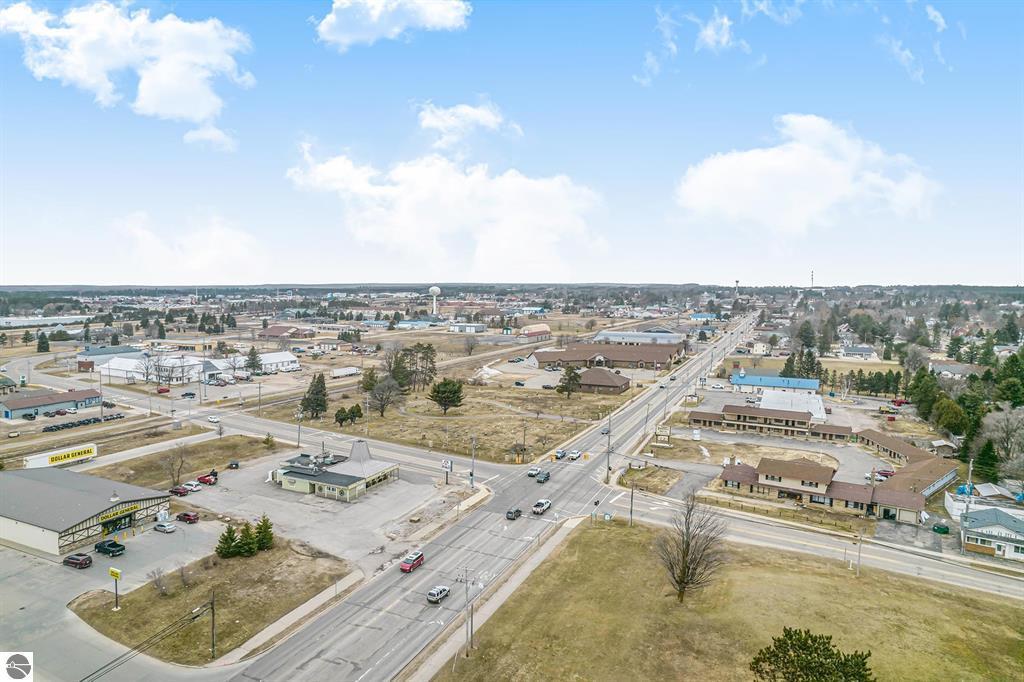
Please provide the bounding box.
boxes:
[71,429,218,471]
[213,569,365,665]
[407,516,584,682]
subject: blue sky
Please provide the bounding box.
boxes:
[1,0,1020,286]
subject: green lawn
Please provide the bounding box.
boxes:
[435,522,1023,682]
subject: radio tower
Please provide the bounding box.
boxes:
[811,270,814,288]
[734,279,739,298]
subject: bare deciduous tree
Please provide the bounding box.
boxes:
[178,563,191,587]
[655,494,726,603]
[369,376,405,416]
[148,567,168,596]
[135,355,156,384]
[1000,454,1024,494]
[463,335,479,356]
[903,344,929,374]
[983,406,1024,462]
[163,444,188,485]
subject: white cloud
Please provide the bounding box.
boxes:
[417,100,517,149]
[632,7,678,87]
[287,144,601,279]
[957,21,967,40]
[183,124,238,152]
[880,35,924,83]
[689,8,750,54]
[316,0,470,52]
[0,1,252,149]
[674,114,939,234]
[116,212,270,283]
[740,0,805,25]
[925,4,947,32]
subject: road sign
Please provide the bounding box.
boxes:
[441,459,453,472]
[109,567,121,580]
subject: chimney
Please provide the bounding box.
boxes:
[110,490,120,503]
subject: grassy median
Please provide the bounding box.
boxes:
[70,542,349,666]
[435,522,1023,682]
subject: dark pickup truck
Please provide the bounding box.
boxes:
[94,540,125,557]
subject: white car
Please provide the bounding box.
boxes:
[532,499,552,515]
[182,481,203,492]
[711,383,725,390]
[154,522,176,533]
[207,416,221,424]
[527,466,542,477]
[864,472,886,482]
[568,450,582,461]
[66,407,78,414]
[7,431,19,438]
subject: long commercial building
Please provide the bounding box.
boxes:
[1,389,102,420]
[532,343,680,370]
[0,468,169,555]
[688,404,852,441]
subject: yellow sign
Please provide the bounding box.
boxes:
[48,444,97,465]
[24,443,98,469]
[99,504,139,523]
[109,567,121,580]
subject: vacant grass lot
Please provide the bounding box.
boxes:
[87,435,283,488]
[1,419,202,461]
[261,385,632,462]
[618,465,681,495]
[435,522,1024,682]
[70,542,349,666]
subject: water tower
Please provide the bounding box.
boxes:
[429,286,441,316]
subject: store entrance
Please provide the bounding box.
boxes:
[102,514,132,535]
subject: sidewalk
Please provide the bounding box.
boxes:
[406,516,584,682]
[71,429,218,471]
[212,569,365,666]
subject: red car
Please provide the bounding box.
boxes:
[63,553,93,569]
[168,485,189,496]
[878,470,896,478]
[197,474,217,485]
[400,551,424,572]
[157,386,171,394]
[176,511,200,524]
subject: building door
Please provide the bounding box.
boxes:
[996,543,1005,557]
[102,513,132,536]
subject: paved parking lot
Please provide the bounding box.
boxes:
[177,449,443,571]
[0,521,221,681]
[492,360,660,389]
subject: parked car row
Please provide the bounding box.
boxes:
[169,472,218,496]
[41,413,123,432]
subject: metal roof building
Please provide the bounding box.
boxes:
[0,468,169,556]
[729,373,820,393]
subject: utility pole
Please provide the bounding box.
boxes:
[470,435,477,491]
[210,590,217,659]
[855,531,862,578]
[629,482,635,527]
[463,567,471,658]
[257,382,262,416]
[603,415,612,484]
[961,458,974,556]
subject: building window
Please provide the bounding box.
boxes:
[763,474,781,482]
[845,501,864,510]
[801,481,819,488]
[1014,545,1024,555]
[809,495,828,504]
[754,485,771,495]
[967,536,992,547]
[724,480,739,489]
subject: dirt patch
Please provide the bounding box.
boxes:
[646,438,839,470]
[69,542,349,667]
[619,465,682,495]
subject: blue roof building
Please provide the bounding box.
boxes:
[730,373,820,393]
[690,313,718,320]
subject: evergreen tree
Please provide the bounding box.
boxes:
[975,440,999,482]
[556,365,582,398]
[255,515,274,551]
[796,321,816,349]
[216,526,239,558]
[428,378,464,415]
[361,367,378,392]
[237,521,259,557]
[36,332,49,352]
[157,321,167,339]
[750,628,874,681]
[111,333,120,346]
[348,403,363,422]
[20,330,33,345]
[301,373,329,417]
[335,407,350,427]
[779,354,797,378]
[245,346,262,372]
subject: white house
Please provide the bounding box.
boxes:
[961,508,1024,562]
[98,355,203,384]
[258,351,301,372]
[752,341,770,356]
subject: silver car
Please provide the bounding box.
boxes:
[427,585,450,603]
[154,522,177,533]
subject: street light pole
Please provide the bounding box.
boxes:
[470,435,477,491]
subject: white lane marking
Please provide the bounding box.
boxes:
[610,492,625,504]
